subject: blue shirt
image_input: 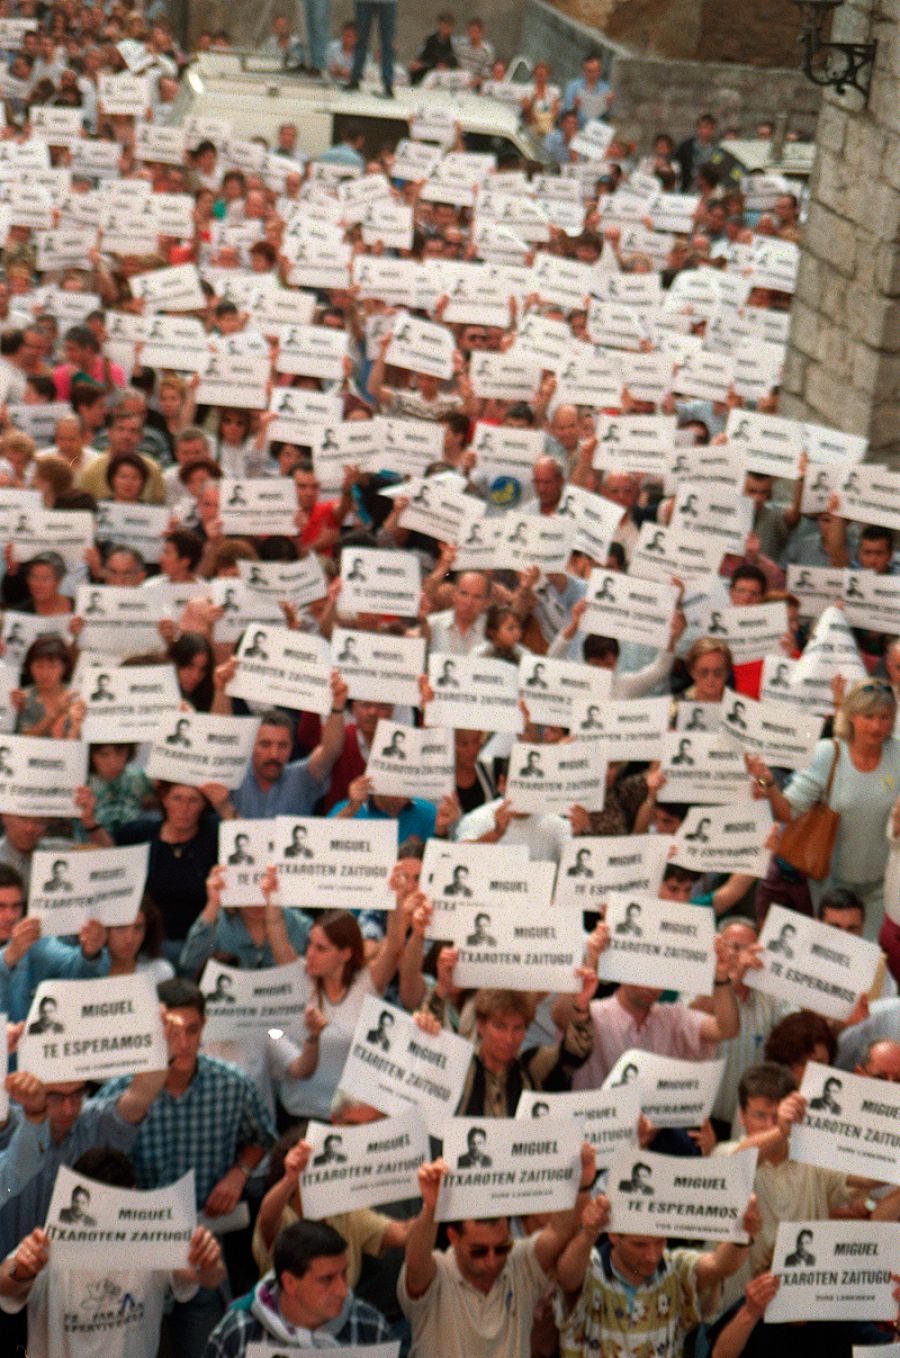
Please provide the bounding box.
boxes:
[232,759,326,819]
[0,937,107,1022]
[319,142,366,171]
[328,797,437,841]
[563,75,612,124]
[99,1053,276,1207]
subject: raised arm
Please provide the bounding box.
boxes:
[306,671,348,783]
[534,1143,598,1277]
[556,1192,608,1298]
[255,1139,310,1255]
[403,1158,445,1299]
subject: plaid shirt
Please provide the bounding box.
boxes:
[205,1281,390,1357]
[99,1054,276,1206]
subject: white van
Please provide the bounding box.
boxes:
[174,53,552,168]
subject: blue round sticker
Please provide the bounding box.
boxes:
[489,475,521,507]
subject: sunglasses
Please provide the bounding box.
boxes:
[859,681,893,693]
[467,1241,514,1260]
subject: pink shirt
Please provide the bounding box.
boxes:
[572,991,715,1091]
[53,356,126,401]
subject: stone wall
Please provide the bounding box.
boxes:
[781,0,899,459]
[521,0,821,148]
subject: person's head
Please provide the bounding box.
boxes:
[583,634,620,671]
[696,113,718,143]
[737,1060,798,1132]
[25,552,66,604]
[305,911,365,989]
[549,404,579,452]
[0,863,25,945]
[582,50,603,83]
[251,710,295,783]
[106,898,165,966]
[157,782,208,835]
[159,530,203,581]
[351,698,393,742]
[473,989,535,1069]
[293,459,320,512]
[763,1012,836,1084]
[857,524,894,572]
[453,571,490,627]
[53,415,85,459]
[106,412,142,457]
[743,472,774,511]
[63,323,100,371]
[718,917,757,963]
[607,1230,666,1284]
[89,742,135,783]
[21,634,73,689]
[1,813,51,855]
[158,976,206,1076]
[659,864,699,902]
[729,564,767,606]
[446,1216,514,1295]
[484,604,521,652]
[103,545,146,586]
[856,1038,900,1083]
[532,456,564,512]
[33,453,74,506]
[834,678,896,746]
[169,632,214,709]
[72,1146,137,1189]
[685,637,733,700]
[818,887,865,936]
[272,1220,350,1327]
[107,451,149,502]
[600,472,639,513]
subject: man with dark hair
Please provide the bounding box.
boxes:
[227,689,348,820]
[0,863,106,1022]
[99,978,277,1354]
[203,1219,390,1354]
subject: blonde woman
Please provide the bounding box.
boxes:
[747,679,900,939]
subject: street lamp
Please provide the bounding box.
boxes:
[790,0,877,98]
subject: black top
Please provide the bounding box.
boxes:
[114,814,219,943]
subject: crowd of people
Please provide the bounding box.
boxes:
[0,3,897,1358]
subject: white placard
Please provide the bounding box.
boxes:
[397,478,483,546]
[672,804,771,877]
[555,351,622,409]
[299,1109,429,1218]
[98,71,150,116]
[386,315,455,380]
[718,691,822,767]
[837,463,900,533]
[331,628,424,708]
[554,835,670,911]
[423,841,533,918]
[426,654,522,734]
[570,695,671,761]
[471,423,544,484]
[366,720,454,801]
[339,548,421,618]
[674,349,735,403]
[557,486,630,567]
[0,612,72,668]
[658,731,752,805]
[436,1115,581,1221]
[218,819,275,906]
[603,1049,725,1128]
[746,905,881,1021]
[582,571,678,651]
[195,353,269,410]
[786,564,844,618]
[598,895,716,995]
[340,996,472,1136]
[0,735,86,818]
[209,580,284,646]
[219,478,297,536]
[674,700,721,732]
[28,844,149,936]
[606,1145,757,1242]
[200,959,306,1040]
[238,556,327,609]
[74,584,165,658]
[45,1165,195,1270]
[843,570,900,634]
[275,323,347,381]
[93,502,171,564]
[448,899,586,991]
[592,415,677,479]
[77,661,180,743]
[3,507,93,569]
[365,416,444,478]
[673,484,753,556]
[227,625,332,716]
[469,350,539,401]
[631,521,732,583]
[129,262,205,312]
[702,600,788,665]
[766,1220,900,1322]
[516,654,611,729]
[505,738,606,813]
[791,1061,900,1185]
[19,974,167,1082]
[274,815,397,912]
[726,408,804,477]
[516,1085,640,1168]
[146,712,259,790]
[495,514,575,576]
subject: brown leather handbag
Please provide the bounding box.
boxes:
[777,739,841,881]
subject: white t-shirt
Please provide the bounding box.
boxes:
[270,967,378,1119]
[0,1263,196,1358]
[399,1235,547,1358]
